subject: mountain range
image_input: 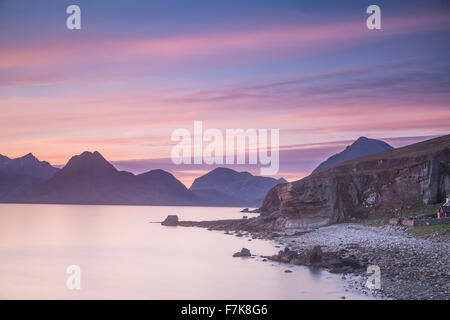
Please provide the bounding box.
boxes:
[190,167,286,207]
[0,151,285,206]
[0,153,58,180]
[0,136,402,207]
[0,153,59,201]
[22,151,199,205]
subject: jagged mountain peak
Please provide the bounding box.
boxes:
[76,150,105,160]
[13,153,39,164]
[21,152,36,159]
[0,152,59,180]
[27,151,196,205]
[61,151,117,175]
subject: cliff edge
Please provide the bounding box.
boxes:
[257,135,450,231]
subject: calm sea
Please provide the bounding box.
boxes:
[0,204,368,299]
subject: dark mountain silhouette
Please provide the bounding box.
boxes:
[312,137,394,174]
[0,154,10,163]
[0,171,42,201]
[0,153,59,201]
[22,151,198,205]
[0,151,285,206]
[0,153,59,180]
[190,167,287,207]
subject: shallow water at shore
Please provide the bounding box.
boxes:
[0,204,369,299]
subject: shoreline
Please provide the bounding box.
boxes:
[178,219,449,300]
[272,223,449,300]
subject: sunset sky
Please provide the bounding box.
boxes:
[1,0,449,186]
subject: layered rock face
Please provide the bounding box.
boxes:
[258,135,450,231]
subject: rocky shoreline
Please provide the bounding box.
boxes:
[173,217,449,300]
[272,224,449,300]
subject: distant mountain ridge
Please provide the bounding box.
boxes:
[23,151,198,205]
[1,137,398,207]
[0,153,59,180]
[0,153,59,201]
[0,154,10,162]
[312,137,394,174]
[0,151,284,206]
[190,167,287,207]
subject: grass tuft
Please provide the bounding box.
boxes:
[407,223,450,238]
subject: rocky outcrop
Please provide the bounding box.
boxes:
[308,245,323,264]
[257,135,450,232]
[232,248,251,257]
[241,208,260,213]
[161,215,179,226]
[266,246,363,274]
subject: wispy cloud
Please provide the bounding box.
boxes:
[1,13,449,87]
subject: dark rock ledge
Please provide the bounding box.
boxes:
[263,245,364,274]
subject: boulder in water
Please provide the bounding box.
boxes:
[232,248,251,257]
[308,245,323,265]
[161,215,179,226]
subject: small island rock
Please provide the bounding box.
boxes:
[232,248,251,257]
[161,215,179,226]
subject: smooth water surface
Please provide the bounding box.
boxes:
[0,204,368,299]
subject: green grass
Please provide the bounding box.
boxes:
[352,203,442,227]
[407,223,450,238]
[403,203,441,218]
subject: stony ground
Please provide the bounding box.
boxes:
[273,223,450,300]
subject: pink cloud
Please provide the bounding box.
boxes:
[1,12,449,169]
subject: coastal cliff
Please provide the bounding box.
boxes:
[257,135,450,231]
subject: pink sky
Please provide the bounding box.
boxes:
[1,2,449,185]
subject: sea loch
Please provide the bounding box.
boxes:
[0,203,367,299]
